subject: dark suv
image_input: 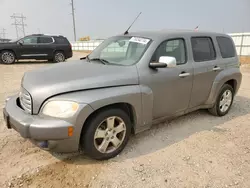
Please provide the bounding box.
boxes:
[0,34,73,64]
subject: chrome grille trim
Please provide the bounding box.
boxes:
[19,87,32,114]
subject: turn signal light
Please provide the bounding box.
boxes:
[68,126,74,137]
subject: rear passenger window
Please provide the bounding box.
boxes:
[216,36,236,58]
[191,37,216,62]
[39,37,53,44]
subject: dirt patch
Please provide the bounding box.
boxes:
[240,56,250,64]
[7,157,104,188]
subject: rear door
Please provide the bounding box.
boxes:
[37,36,55,59]
[188,36,221,108]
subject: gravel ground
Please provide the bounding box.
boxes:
[1,55,250,188]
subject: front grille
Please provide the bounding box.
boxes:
[19,87,32,114]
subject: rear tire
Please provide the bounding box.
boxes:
[0,51,15,64]
[53,51,65,63]
[81,108,131,160]
[208,84,234,116]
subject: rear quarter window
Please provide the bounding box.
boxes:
[216,36,236,58]
[55,37,70,44]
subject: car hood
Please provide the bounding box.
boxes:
[0,42,15,46]
[22,60,139,113]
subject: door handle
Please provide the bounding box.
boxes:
[213,66,221,71]
[179,72,190,78]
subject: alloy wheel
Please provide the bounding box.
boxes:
[94,116,126,154]
[219,89,233,113]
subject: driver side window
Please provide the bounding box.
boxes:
[152,38,186,65]
[21,37,38,44]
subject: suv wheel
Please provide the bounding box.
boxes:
[208,84,234,116]
[0,51,15,64]
[81,108,131,160]
[53,51,65,63]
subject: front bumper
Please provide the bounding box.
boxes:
[3,95,79,152]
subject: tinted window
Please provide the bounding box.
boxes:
[152,38,186,65]
[39,37,53,44]
[21,37,38,44]
[191,37,216,62]
[216,36,236,58]
[56,37,69,44]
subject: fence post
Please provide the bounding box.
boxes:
[239,34,244,57]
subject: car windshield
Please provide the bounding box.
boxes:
[9,37,22,43]
[88,36,151,66]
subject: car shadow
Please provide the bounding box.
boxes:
[12,60,54,64]
[52,95,250,164]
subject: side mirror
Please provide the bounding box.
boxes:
[149,56,177,69]
[117,41,126,47]
[17,40,24,45]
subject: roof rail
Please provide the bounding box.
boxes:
[30,34,44,36]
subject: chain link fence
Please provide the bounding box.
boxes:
[230,33,250,64]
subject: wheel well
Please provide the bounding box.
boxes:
[0,49,17,58]
[54,50,65,56]
[80,103,136,140]
[225,79,237,92]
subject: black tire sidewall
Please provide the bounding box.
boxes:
[82,108,131,160]
[0,51,15,64]
[215,84,234,116]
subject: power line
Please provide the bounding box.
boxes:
[0,28,7,39]
[11,13,27,38]
[70,0,77,41]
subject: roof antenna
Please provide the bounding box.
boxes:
[124,12,142,35]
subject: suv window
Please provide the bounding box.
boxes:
[21,36,38,44]
[191,37,216,62]
[55,37,69,44]
[216,36,236,58]
[152,38,186,65]
[39,37,53,44]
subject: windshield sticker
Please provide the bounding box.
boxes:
[129,37,150,45]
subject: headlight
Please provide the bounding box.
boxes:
[42,101,79,118]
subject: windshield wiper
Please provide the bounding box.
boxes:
[89,58,110,65]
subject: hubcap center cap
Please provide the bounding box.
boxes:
[106,130,114,137]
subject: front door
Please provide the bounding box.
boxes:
[140,38,194,119]
[17,36,39,59]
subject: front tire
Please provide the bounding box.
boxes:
[53,51,65,63]
[208,84,234,116]
[0,51,15,64]
[81,108,131,160]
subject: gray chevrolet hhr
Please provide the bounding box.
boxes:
[3,30,242,160]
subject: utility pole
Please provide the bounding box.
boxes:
[11,13,27,38]
[0,28,7,39]
[70,0,77,41]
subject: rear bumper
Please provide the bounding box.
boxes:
[3,95,79,152]
[65,50,73,59]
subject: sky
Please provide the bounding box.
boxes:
[0,0,250,41]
